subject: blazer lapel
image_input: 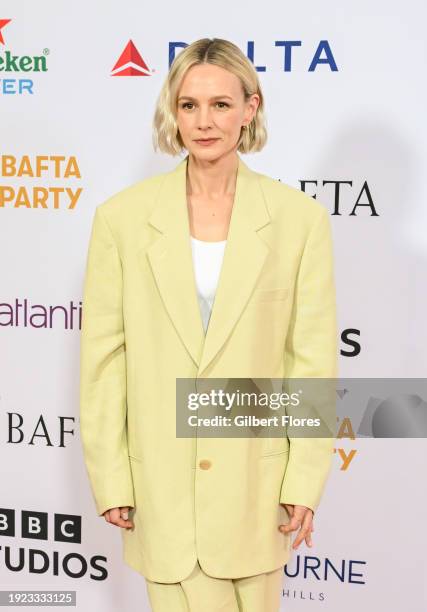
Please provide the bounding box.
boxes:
[142,154,271,377]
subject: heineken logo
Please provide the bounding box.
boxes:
[0,19,49,73]
[0,49,48,72]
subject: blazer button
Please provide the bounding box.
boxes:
[199,459,212,470]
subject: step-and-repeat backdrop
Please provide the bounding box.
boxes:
[2,2,426,610]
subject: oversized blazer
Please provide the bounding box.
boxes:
[79,153,338,583]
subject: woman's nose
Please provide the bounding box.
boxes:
[196,108,214,128]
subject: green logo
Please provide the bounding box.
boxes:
[0,50,48,72]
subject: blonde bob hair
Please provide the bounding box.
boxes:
[152,38,268,156]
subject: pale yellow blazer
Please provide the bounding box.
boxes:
[79,154,338,583]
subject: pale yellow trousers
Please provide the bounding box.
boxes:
[145,559,284,611]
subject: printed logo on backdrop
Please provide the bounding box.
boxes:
[0,155,82,209]
[111,40,154,76]
[0,19,49,95]
[0,298,82,328]
[169,40,338,71]
[0,19,10,45]
[283,553,366,602]
[0,508,109,579]
[108,38,338,76]
[341,329,361,358]
[299,180,379,216]
[4,409,76,446]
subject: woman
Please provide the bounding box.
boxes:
[80,38,338,611]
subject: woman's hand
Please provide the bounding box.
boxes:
[278,503,314,549]
[103,506,134,530]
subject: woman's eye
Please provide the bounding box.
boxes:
[180,102,229,110]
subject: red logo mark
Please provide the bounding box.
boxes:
[0,19,11,46]
[111,40,152,76]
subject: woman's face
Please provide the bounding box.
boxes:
[176,63,259,161]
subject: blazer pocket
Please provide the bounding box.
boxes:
[260,437,290,457]
[251,287,290,303]
[128,453,142,463]
[260,447,290,458]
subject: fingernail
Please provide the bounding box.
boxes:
[122,512,128,520]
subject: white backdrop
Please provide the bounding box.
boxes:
[1,1,426,610]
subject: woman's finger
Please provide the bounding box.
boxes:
[295,512,314,549]
[104,508,133,528]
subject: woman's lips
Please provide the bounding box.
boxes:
[194,138,219,146]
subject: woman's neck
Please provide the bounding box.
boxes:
[186,153,239,199]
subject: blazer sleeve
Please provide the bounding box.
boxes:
[79,205,135,517]
[280,206,338,514]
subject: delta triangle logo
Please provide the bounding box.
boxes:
[111,40,152,76]
[0,19,11,45]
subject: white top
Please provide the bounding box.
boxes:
[190,236,227,333]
